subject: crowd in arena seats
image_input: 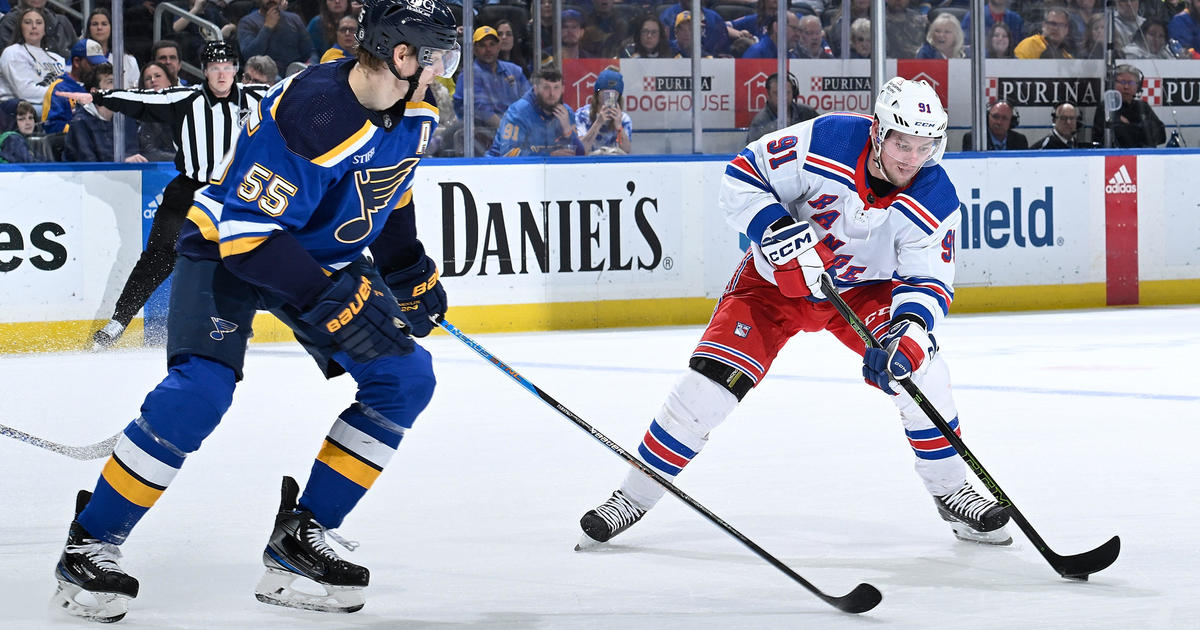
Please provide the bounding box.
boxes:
[1,0,1199,162]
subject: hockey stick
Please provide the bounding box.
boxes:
[818,274,1120,581]
[0,423,119,461]
[437,318,882,614]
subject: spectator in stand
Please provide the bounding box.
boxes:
[173,0,238,63]
[0,100,37,162]
[1092,64,1166,148]
[41,38,107,134]
[0,7,65,117]
[63,64,143,163]
[1077,13,1110,58]
[582,0,630,58]
[575,68,632,155]
[961,99,1029,150]
[1067,0,1100,53]
[986,22,1016,57]
[242,54,279,84]
[488,66,583,157]
[307,0,348,63]
[1126,19,1176,56]
[827,0,871,53]
[136,63,177,162]
[731,0,780,40]
[152,40,190,86]
[454,26,530,132]
[796,14,835,58]
[660,0,730,56]
[746,72,818,143]
[0,0,76,59]
[543,9,596,63]
[961,0,1023,48]
[495,19,529,75]
[1015,6,1073,58]
[917,11,966,58]
[885,0,929,58]
[319,14,358,62]
[530,0,554,56]
[849,17,872,58]
[85,7,139,88]
[1033,102,1084,149]
[742,12,804,58]
[672,11,714,58]
[621,13,675,58]
[1168,0,1200,53]
[1113,0,1147,50]
[238,0,313,73]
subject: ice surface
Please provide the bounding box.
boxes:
[1,306,1197,629]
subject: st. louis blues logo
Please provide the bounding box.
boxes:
[734,322,752,338]
[210,317,239,341]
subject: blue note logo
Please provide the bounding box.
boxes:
[210,317,239,341]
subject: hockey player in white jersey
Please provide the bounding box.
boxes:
[579,77,1013,549]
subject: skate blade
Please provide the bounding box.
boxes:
[51,580,130,623]
[254,568,364,613]
[950,523,1014,546]
[573,533,607,552]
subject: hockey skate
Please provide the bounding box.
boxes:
[575,490,647,550]
[51,490,139,623]
[934,482,1013,545]
[90,320,125,351]
[254,476,369,613]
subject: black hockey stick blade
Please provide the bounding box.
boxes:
[437,318,882,614]
[1052,535,1121,581]
[824,583,883,614]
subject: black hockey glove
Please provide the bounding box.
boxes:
[298,273,413,363]
[383,255,447,338]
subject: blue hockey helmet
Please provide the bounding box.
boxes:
[357,0,461,78]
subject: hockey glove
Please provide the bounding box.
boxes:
[862,316,937,395]
[298,273,413,363]
[759,217,834,300]
[383,255,447,338]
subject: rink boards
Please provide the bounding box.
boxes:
[1,151,1197,352]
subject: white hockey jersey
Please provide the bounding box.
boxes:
[720,112,960,332]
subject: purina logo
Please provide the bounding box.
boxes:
[1105,165,1136,194]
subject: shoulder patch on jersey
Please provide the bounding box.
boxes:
[273,63,374,166]
[889,166,960,234]
[807,114,872,166]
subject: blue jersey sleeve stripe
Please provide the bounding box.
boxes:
[724,165,774,194]
[746,203,790,244]
[905,416,960,440]
[891,203,936,235]
[893,285,951,315]
[891,302,936,331]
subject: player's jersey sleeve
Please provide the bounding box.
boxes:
[719,119,820,244]
[887,171,961,331]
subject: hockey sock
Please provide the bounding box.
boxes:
[78,356,235,543]
[299,352,435,528]
[892,355,966,496]
[620,370,738,510]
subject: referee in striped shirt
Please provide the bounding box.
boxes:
[62,41,267,349]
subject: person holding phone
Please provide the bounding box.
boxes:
[575,68,632,155]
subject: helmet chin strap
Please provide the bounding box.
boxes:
[870,132,899,186]
[385,56,420,103]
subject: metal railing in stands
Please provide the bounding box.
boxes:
[47,0,91,27]
[154,2,225,80]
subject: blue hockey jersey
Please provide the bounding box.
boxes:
[179,59,437,308]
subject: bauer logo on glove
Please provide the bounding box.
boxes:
[323,277,375,333]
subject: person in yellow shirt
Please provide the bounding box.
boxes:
[320,14,359,62]
[1015,6,1073,58]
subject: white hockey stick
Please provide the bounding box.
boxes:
[0,423,119,460]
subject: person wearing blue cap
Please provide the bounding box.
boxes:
[38,38,108,134]
[575,67,632,154]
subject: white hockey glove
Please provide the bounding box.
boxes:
[759,217,834,300]
[863,316,938,394]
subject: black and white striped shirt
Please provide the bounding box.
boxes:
[95,83,267,183]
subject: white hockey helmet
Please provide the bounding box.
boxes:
[872,77,948,167]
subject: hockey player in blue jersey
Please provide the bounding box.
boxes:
[50,0,460,622]
[578,78,1015,552]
